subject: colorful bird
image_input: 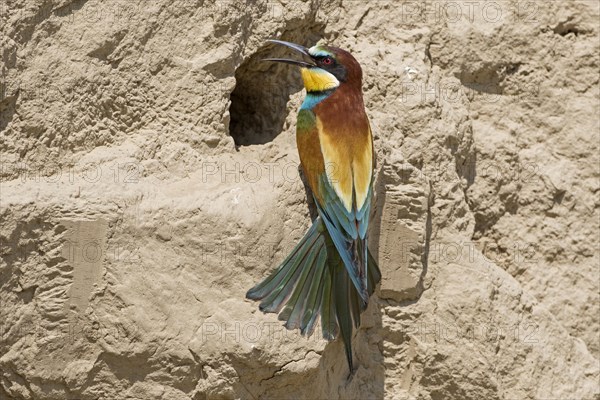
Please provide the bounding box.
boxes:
[246,39,381,373]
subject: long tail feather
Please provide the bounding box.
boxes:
[320,266,337,340]
[246,217,382,373]
[349,275,361,328]
[279,247,319,327]
[300,247,327,335]
[334,262,355,372]
[246,218,329,324]
[246,221,320,301]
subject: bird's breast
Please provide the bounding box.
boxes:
[313,86,372,208]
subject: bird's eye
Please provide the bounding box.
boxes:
[322,57,333,65]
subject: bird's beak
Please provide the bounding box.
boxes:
[262,39,316,68]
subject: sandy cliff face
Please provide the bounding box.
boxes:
[1,0,598,399]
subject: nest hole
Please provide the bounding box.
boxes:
[228,36,323,146]
[229,54,304,146]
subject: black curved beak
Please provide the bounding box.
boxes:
[262,39,315,68]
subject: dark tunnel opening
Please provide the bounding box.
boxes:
[228,36,323,147]
[228,51,303,146]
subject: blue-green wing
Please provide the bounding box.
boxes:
[315,174,373,303]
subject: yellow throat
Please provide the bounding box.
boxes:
[300,67,340,92]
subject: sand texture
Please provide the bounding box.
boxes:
[1,0,599,399]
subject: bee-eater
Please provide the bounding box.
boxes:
[246,40,381,373]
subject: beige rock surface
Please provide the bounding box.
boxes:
[1,0,599,399]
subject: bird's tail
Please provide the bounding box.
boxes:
[328,232,381,372]
[246,217,381,372]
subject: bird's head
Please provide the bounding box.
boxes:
[264,40,362,93]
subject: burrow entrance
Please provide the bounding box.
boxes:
[228,39,319,146]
